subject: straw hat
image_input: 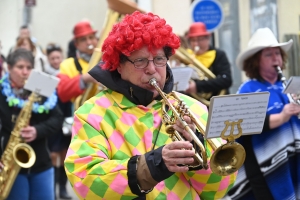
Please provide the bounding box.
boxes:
[73,21,97,39]
[187,22,211,38]
[236,27,293,69]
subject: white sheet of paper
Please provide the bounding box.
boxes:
[205,92,270,139]
[283,76,300,94]
[171,67,194,91]
[24,70,60,97]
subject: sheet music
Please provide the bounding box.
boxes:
[171,67,194,91]
[283,76,300,94]
[24,70,60,97]
[205,92,270,139]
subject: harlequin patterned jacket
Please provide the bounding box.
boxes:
[64,65,237,200]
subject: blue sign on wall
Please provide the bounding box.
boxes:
[191,0,224,32]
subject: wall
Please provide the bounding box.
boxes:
[0,0,23,56]
[1,0,299,71]
[0,0,191,57]
[237,0,300,55]
[277,0,300,41]
[0,0,108,57]
[236,0,300,82]
[217,0,242,93]
[152,0,191,36]
[237,0,251,81]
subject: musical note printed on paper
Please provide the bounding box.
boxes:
[205,92,270,139]
[24,70,60,97]
[171,67,194,91]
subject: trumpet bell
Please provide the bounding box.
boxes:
[210,142,246,176]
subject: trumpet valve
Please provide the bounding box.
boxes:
[165,125,175,135]
[177,102,189,116]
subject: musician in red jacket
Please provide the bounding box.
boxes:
[57,20,98,103]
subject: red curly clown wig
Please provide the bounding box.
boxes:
[101,11,180,71]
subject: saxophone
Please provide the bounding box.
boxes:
[0,92,37,200]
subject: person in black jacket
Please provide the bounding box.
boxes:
[44,43,73,199]
[184,22,233,99]
[0,49,63,200]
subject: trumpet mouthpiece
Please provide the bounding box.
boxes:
[194,46,200,52]
[149,78,157,86]
[88,45,94,50]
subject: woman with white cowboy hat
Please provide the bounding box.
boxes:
[228,27,300,200]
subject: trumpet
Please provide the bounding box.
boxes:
[149,78,245,176]
[276,66,300,118]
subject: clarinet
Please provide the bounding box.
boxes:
[276,66,300,118]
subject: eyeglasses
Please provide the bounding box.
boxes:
[125,56,168,69]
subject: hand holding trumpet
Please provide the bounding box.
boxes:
[162,115,197,172]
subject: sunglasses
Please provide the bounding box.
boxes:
[46,44,62,54]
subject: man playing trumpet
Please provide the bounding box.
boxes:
[185,22,233,99]
[64,11,236,200]
[57,20,98,103]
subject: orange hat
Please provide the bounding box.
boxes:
[187,22,210,38]
[73,21,97,39]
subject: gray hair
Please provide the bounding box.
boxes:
[7,48,34,69]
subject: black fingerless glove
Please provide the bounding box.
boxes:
[127,155,146,197]
[144,146,174,182]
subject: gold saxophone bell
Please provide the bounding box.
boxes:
[13,143,36,168]
[149,78,245,176]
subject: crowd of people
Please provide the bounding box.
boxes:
[0,10,299,200]
[0,23,90,199]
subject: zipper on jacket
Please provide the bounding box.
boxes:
[130,87,133,97]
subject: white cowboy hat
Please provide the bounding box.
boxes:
[236,27,293,69]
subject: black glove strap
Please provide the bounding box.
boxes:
[145,146,174,182]
[127,155,146,197]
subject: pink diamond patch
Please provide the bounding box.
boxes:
[95,97,111,108]
[87,114,103,130]
[120,112,137,126]
[109,130,125,149]
[167,191,180,200]
[110,173,128,194]
[74,181,89,198]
